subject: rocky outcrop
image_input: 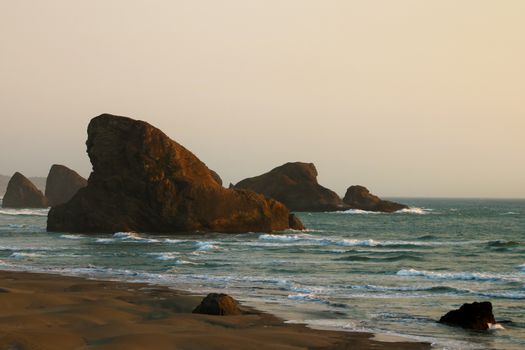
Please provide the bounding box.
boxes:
[47,114,303,233]
[209,169,223,186]
[234,162,346,212]
[192,293,242,316]
[342,185,407,212]
[439,301,496,330]
[45,165,88,207]
[2,172,48,208]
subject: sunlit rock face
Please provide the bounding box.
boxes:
[48,114,303,233]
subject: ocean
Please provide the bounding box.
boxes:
[0,198,523,349]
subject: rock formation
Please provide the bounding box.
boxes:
[47,114,303,233]
[192,293,242,316]
[439,301,496,330]
[209,169,223,186]
[342,185,407,212]
[2,172,48,208]
[45,164,88,207]
[234,162,346,212]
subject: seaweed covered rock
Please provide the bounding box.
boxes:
[2,172,48,208]
[234,162,346,212]
[45,165,87,207]
[47,114,302,233]
[343,185,407,213]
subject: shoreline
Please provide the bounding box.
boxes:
[0,270,431,349]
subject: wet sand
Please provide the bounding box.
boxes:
[0,270,430,349]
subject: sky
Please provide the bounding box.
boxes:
[1,0,524,198]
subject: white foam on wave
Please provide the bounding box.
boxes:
[488,323,505,330]
[95,238,115,244]
[397,268,522,283]
[10,252,44,259]
[164,239,190,244]
[195,241,219,252]
[112,232,160,243]
[396,207,430,215]
[333,207,430,215]
[146,252,179,260]
[287,293,324,303]
[335,209,381,215]
[338,239,379,247]
[258,233,479,249]
[519,263,525,272]
[60,234,84,240]
[259,234,306,242]
[0,208,49,217]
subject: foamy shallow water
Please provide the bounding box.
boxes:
[0,198,524,350]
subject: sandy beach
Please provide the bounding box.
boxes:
[0,270,430,350]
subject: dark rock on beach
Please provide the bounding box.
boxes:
[2,172,48,208]
[45,164,87,207]
[439,301,496,330]
[192,293,242,316]
[47,114,302,233]
[343,185,408,212]
[234,162,346,212]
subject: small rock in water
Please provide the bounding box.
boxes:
[192,293,242,316]
[439,301,496,330]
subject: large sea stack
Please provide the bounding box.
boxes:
[343,185,407,212]
[234,162,346,212]
[45,164,88,207]
[2,172,48,208]
[47,114,303,233]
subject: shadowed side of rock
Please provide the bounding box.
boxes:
[234,162,347,212]
[192,293,242,316]
[2,172,48,208]
[343,185,408,212]
[45,165,88,207]
[47,114,303,233]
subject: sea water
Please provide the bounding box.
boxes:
[0,198,523,349]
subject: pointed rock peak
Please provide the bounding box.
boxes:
[48,114,303,233]
[45,164,87,207]
[3,172,48,208]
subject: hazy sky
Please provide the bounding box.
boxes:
[1,1,524,198]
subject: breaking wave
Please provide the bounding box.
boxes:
[396,268,522,283]
[0,208,49,217]
[334,207,430,215]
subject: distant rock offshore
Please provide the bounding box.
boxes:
[2,172,48,208]
[343,185,407,212]
[45,164,87,207]
[47,114,303,233]
[234,162,346,212]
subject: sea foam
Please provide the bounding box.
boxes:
[0,209,49,217]
[397,268,522,283]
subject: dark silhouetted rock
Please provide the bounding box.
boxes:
[192,293,242,316]
[209,169,222,186]
[45,165,88,207]
[439,301,496,330]
[288,213,305,230]
[342,185,408,212]
[234,162,346,212]
[47,114,303,233]
[2,172,48,208]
